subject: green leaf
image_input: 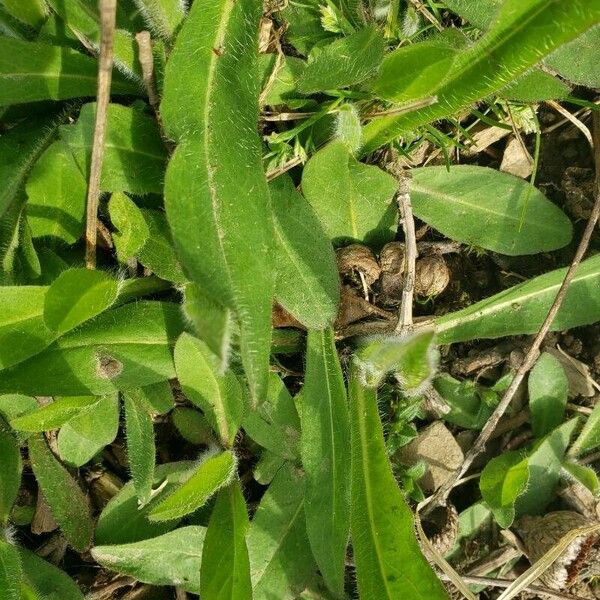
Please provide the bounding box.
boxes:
[109,192,150,262]
[44,268,119,334]
[133,0,186,40]
[248,463,317,600]
[96,460,196,545]
[499,68,570,102]
[361,0,600,154]
[528,352,568,438]
[411,166,572,255]
[569,402,600,458]
[271,175,340,329]
[515,418,579,516]
[0,38,137,104]
[434,375,493,430]
[26,140,87,244]
[200,481,252,600]
[28,433,94,551]
[10,396,97,432]
[348,362,448,600]
[62,103,168,195]
[172,407,214,445]
[253,450,285,486]
[301,141,398,247]
[92,526,206,594]
[299,328,350,596]
[58,394,120,467]
[19,547,84,600]
[0,301,184,396]
[479,450,529,528]
[175,333,244,447]
[545,27,600,88]
[258,54,306,106]
[0,116,59,219]
[355,330,437,392]
[124,391,156,506]
[435,254,600,344]
[0,430,21,524]
[182,282,234,367]
[0,394,38,428]
[243,372,300,461]
[0,286,54,369]
[443,0,501,28]
[1,0,46,28]
[562,461,599,495]
[297,26,385,94]
[0,539,22,600]
[162,0,274,403]
[149,450,236,522]
[127,381,175,416]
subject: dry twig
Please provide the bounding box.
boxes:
[85,0,117,269]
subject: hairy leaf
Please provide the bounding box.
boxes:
[134,0,186,40]
[0,430,21,524]
[127,381,175,416]
[1,0,46,28]
[10,396,97,432]
[499,68,570,102]
[109,192,150,262]
[172,407,214,445]
[569,403,600,458]
[0,539,21,600]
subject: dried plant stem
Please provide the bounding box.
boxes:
[423,111,600,515]
[135,32,160,111]
[546,100,593,149]
[85,0,117,269]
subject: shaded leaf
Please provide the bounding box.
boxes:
[172,407,214,445]
[28,434,94,551]
[1,0,46,28]
[92,526,206,594]
[562,461,599,495]
[411,166,572,255]
[500,68,570,102]
[162,0,274,403]
[348,362,448,599]
[271,174,340,329]
[435,254,600,344]
[200,481,252,600]
[301,141,398,247]
[569,402,600,458]
[109,192,150,262]
[434,375,493,430]
[299,328,350,596]
[0,430,21,524]
[258,54,306,106]
[0,539,21,600]
[149,450,236,522]
[10,396,97,432]
[127,381,175,416]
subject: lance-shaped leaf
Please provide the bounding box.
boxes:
[175,333,244,446]
[569,403,600,458]
[162,0,274,403]
[562,461,599,495]
[28,434,94,551]
[248,463,317,599]
[435,254,600,344]
[301,141,398,247]
[124,391,156,506]
[299,328,350,596]
[92,526,206,595]
[133,0,186,41]
[348,362,448,600]
[2,0,46,28]
[0,301,184,396]
[201,481,252,600]
[545,28,600,88]
[0,539,21,600]
[271,175,340,329]
[0,38,137,104]
[10,396,98,432]
[0,430,21,524]
[127,381,175,416]
[410,166,572,255]
[149,450,236,522]
[361,0,600,154]
[109,192,150,262]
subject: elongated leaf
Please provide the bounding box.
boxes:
[297,26,384,93]
[92,526,206,594]
[479,450,529,528]
[0,539,21,600]
[435,254,600,344]
[172,407,214,445]
[124,392,156,506]
[19,547,84,600]
[10,396,97,432]
[299,328,350,596]
[149,450,236,522]
[271,175,340,329]
[127,381,174,416]
[248,463,316,599]
[434,375,493,430]
[162,0,274,403]
[58,394,120,466]
[301,141,398,247]
[26,140,87,244]
[109,192,150,262]
[96,461,195,545]
[411,166,572,255]
[44,268,119,334]
[0,430,21,524]
[134,0,186,40]
[562,461,599,495]
[62,103,167,195]
[348,362,448,600]
[0,301,184,396]
[0,38,137,104]
[500,68,570,102]
[1,116,59,219]
[242,372,300,460]
[528,352,567,438]
[258,54,306,106]
[361,1,600,154]
[1,0,46,28]
[28,434,94,551]
[201,481,252,600]
[0,394,38,427]
[569,403,600,458]
[175,333,244,447]
[443,0,500,28]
